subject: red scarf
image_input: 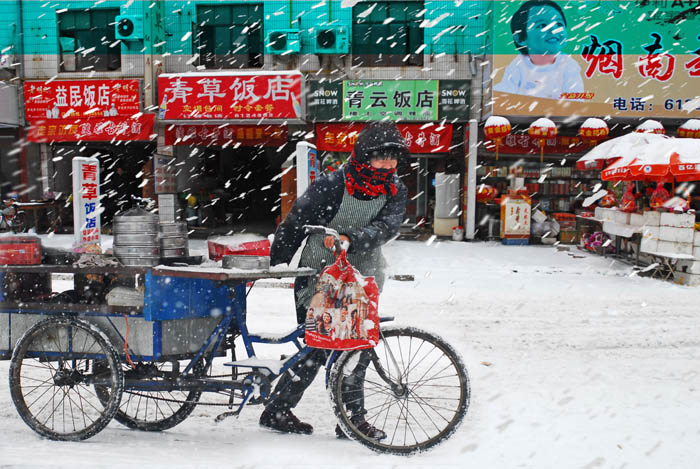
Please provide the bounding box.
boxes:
[345,153,397,198]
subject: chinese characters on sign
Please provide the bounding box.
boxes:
[153,154,177,194]
[27,114,155,143]
[307,80,470,122]
[72,157,101,251]
[500,195,531,239]
[342,80,438,121]
[158,72,302,120]
[163,124,287,147]
[492,1,700,117]
[483,134,594,155]
[24,80,141,120]
[316,123,453,154]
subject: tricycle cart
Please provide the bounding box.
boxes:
[1,258,469,454]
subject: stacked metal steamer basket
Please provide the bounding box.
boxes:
[112,208,160,266]
[157,194,188,260]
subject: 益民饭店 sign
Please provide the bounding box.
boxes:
[24,79,141,120]
[316,123,453,154]
[158,71,302,120]
[491,0,700,118]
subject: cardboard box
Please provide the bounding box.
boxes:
[642,211,661,226]
[659,226,695,244]
[640,238,658,253]
[629,213,645,226]
[611,210,631,224]
[594,207,612,221]
[641,226,659,240]
[657,240,693,256]
[660,212,695,228]
[673,271,700,286]
[677,259,700,274]
[559,231,577,244]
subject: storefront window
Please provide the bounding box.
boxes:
[196,4,263,69]
[352,0,424,67]
[58,9,121,72]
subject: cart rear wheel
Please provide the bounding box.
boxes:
[95,361,201,432]
[329,327,470,455]
[9,317,123,441]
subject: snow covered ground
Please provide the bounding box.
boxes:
[2,236,700,468]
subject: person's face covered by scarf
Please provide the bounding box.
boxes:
[345,122,408,198]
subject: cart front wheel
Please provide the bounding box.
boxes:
[329,327,470,455]
[9,317,123,441]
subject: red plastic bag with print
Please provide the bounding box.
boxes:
[649,183,670,210]
[619,183,637,213]
[304,250,380,351]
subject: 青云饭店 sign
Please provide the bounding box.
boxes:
[316,123,453,154]
[158,71,302,121]
[24,79,141,120]
[307,79,470,122]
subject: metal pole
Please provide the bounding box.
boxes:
[465,119,478,240]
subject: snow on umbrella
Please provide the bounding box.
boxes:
[483,116,511,161]
[528,118,556,164]
[677,119,700,139]
[577,132,667,171]
[635,119,665,134]
[579,118,609,148]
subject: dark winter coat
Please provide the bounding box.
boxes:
[270,167,407,266]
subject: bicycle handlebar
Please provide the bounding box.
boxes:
[304,225,343,253]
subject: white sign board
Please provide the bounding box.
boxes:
[295,141,319,197]
[72,157,101,251]
[153,154,177,194]
[500,196,531,239]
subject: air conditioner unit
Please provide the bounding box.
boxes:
[312,26,349,54]
[265,29,301,55]
[115,15,144,41]
[0,54,15,69]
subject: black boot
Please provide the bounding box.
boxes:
[259,408,313,435]
[335,415,387,441]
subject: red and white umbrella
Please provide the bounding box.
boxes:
[601,137,700,182]
[677,119,700,139]
[577,132,667,171]
[635,119,665,134]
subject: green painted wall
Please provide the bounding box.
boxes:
[4,0,488,57]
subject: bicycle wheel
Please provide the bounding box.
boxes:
[328,326,470,455]
[95,360,201,432]
[9,317,124,441]
[11,211,27,233]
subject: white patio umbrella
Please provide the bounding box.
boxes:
[576,132,669,170]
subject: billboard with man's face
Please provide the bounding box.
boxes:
[491,0,700,118]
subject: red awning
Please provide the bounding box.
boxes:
[163,124,288,147]
[316,123,453,154]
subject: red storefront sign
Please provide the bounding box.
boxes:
[24,79,141,120]
[163,124,288,147]
[484,134,603,155]
[28,114,155,143]
[158,72,302,120]
[316,123,453,153]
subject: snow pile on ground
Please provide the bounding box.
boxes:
[1,237,699,467]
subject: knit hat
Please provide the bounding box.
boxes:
[353,122,409,163]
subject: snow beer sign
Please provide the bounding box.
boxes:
[158,71,303,121]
